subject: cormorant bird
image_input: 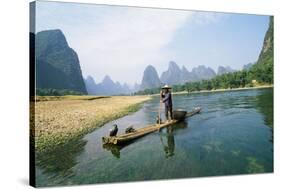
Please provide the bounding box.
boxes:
[125,125,136,133]
[109,124,118,136]
[156,115,162,124]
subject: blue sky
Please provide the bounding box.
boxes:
[35,1,269,85]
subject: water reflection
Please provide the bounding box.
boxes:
[103,121,188,159]
[256,89,274,152]
[102,144,122,159]
[255,88,273,128]
[255,88,273,144]
[102,133,145,159]
[36,89,273,186]
[160,126,175,158]
[36,137,86,181]
[102,140,137,159]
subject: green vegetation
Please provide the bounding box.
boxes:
[257,16,273,65]
[36,88,85,96]
[36,29,87,94]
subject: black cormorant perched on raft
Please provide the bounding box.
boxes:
[109,124,118,136]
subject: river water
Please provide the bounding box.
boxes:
[36,88,273,187]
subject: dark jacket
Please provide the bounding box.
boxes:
[161,92,173,107]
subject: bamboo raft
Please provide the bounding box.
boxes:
[102,107,202,145]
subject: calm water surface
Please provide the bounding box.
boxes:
[36,88,273,186]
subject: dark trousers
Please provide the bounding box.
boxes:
[165,105,173,120]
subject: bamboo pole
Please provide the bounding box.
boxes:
[158,90,162,125]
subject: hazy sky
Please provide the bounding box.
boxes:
[36,1,269,85]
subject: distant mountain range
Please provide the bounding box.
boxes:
[159,61,218,86]
[85,75,132,95]
[160,61,183,85]
[191,65,216,80]
[242,63,254,70]
[138,61,239,90]
[217,66,236,75]
[35,29,87,94]
[35,29,258,96]
[85,61,246,94]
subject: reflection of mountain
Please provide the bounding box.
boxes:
[255,89,273,128]
[255,88,273,144]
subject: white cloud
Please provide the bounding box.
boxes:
[191,11,227,26]
[68,7,193,84]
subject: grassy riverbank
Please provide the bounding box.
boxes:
[146,84,273,97]
[172,84,273,95]
[32,95,151,153]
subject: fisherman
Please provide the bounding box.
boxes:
[160,84,173,122]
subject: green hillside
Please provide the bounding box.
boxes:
[35,29,87,95]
